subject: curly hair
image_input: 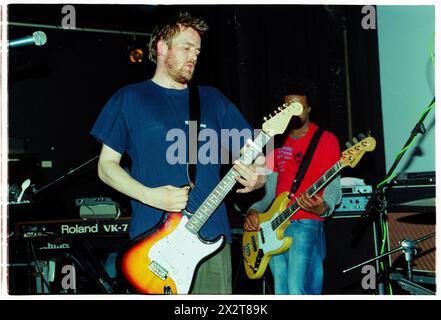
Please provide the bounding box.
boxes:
[280,78,318,109]
[148,12,209,63]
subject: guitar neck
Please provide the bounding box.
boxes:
[185,132,271,234]
[272,160,344,230]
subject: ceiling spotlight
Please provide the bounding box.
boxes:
[129,48,144,63]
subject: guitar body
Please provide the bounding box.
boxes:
[118,212,225,294]
[116,102,311,293]
[242,192,293,279]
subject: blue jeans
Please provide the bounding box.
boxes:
[269,219,326,294]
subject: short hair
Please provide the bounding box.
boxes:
[148,12,209,63]
[280,78,318,109]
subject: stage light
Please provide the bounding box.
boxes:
[129,48,144,63]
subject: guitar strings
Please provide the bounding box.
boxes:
[242,161,343,249]
[241,139,374,272]
[187,132,271,232]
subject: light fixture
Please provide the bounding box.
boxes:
[129,47,144,64]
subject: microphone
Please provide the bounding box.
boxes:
[8,31,47,48]
[16,179,31,203]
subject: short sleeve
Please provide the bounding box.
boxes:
[214,89,253,159]
[90,89,130,155]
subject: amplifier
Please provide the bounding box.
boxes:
[323,212,380,294]
[385,184,435,212]
[342,185,373,194]
[336,184,372,212]
[335,194,371,212]
[75,197,115,206]
[394,171,435,185]
[75,197,120,219]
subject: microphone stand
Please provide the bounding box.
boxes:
[32,155,99,194]
[351,97,435,294]
[342,233,435,295]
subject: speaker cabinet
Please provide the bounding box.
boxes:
[323,212,380,294]
[386,210,435,276]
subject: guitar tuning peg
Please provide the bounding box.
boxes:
[278,107,282,111]
[263,116,268,121]
[358,133,366,140]
[352,137,359,144]
[345,141,352,148]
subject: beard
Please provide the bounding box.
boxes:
[287,116,306,130]
[165,53,194,84]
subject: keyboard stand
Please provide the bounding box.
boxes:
[68,238,120,294]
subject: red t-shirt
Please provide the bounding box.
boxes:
[266,122,340,221]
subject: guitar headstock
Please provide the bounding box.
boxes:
[262,100,303,137]
[340,135,376,168]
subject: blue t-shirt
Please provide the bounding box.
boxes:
[91,80,252,243]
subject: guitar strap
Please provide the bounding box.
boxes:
[289,127,323,197]
[187,84,201,189]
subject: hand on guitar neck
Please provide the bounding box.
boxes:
[118,99,305,294]
[244,193,329,232]
[241,135,376,280]
[233,154,267,194]
[294,192,329,216]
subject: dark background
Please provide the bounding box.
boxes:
[8,4,385,222]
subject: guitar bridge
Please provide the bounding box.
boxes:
[148,260,168,280]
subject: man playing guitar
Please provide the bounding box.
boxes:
[91,12,265,294]
[244,79,342,294]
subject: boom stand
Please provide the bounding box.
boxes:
[351,97,435,294]
[32,155,99,194]
[342,233,435,295]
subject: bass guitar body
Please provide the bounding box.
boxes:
[242,192,292,279]
[242,135,376,280]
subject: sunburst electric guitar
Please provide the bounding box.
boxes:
[117,100,304,294]
[242,136,376,279]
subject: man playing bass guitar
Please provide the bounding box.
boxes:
[244,79,342,295]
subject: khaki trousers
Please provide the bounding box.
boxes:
[191,243,232,294]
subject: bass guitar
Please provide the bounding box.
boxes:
[242,136,376,279]
[118,100,304,294]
